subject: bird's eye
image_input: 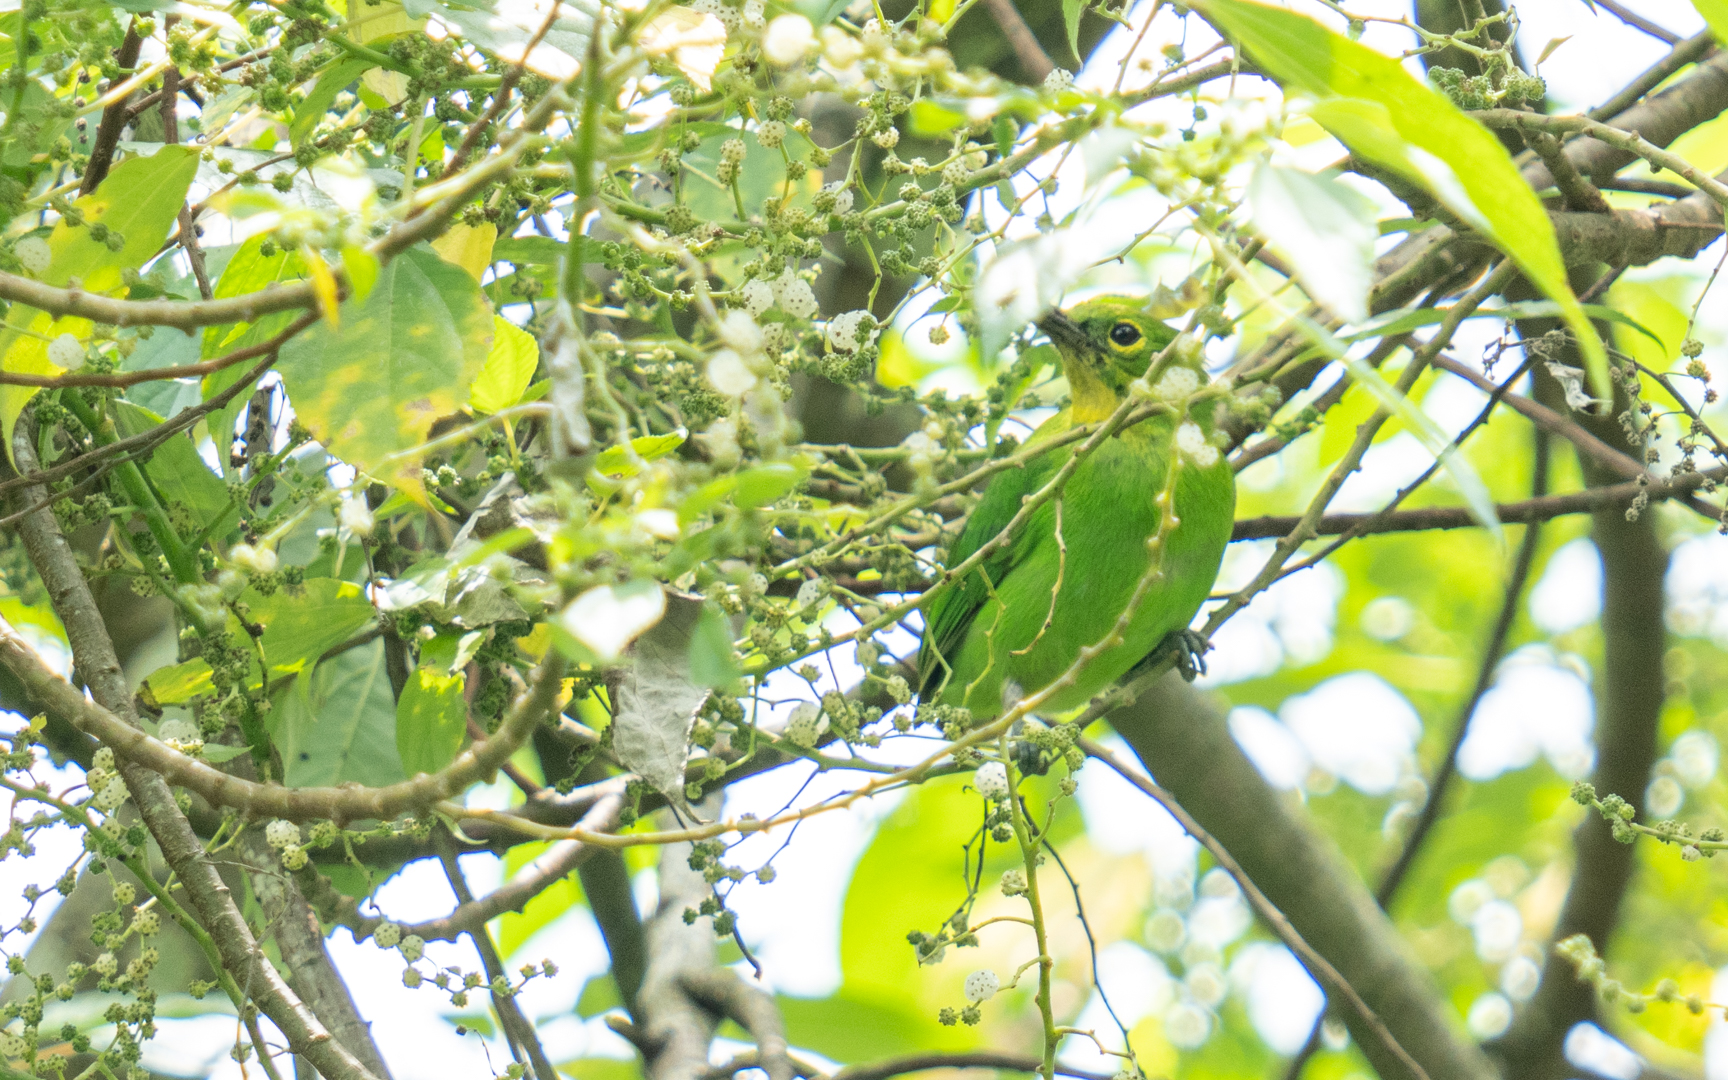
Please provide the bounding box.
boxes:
[1109,322,1142,347]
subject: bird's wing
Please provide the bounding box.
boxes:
[917,415,1070,701]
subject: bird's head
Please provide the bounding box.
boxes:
[1038,296,1191,422]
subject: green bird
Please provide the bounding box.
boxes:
[916,296,1237,721]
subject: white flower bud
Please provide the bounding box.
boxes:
[827,310,876,353]
[777,275,818,319]
[339,497,375,537]
[795,577,826,610]
[739,279,775,317]
[264,819,300,850]
[784,702,821,747]
[963,969,999,1002]
[48,333,84,370]
[93,778,128,812]
[15,236,50,275]
[761,13,814,66]
[717,309,763,355]
[707,348,759,396]
[756,120,787,149]
[1175,421,1219,467]
[973,761,1010,800]
[228,543,278,575]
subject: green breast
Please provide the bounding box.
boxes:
[919,416,1235,720]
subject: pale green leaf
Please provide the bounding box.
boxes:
[112,402,234,529]
[271,639,406,789]
[1246,163,1378,323]
[291,56,375,147]
[1195,0,1610,400]
[469,316,541,415]
[2,145,201,457]
[1694,0,1728,45]
[396,666,468,777]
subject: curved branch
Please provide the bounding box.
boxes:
[0,618,567,824]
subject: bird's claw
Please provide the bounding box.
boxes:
[1141,629,1211,683]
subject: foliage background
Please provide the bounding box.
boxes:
[1,0,1727,1079]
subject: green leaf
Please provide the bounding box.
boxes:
[1062,0,1084,62]
[145,658,213,705]
[1247,163,1377,323]
[276,244,494,490]
[1195,0,1610,400]
[202,236,307,478]
[1694,0,1728,45]
[907,99,966,137]
[688,601,741,688]
[396,666,468,777]
[680,122,818,224]
[469,316,541,415]
[271,639,406,789]
[251,579,379,676]
[111,402,234,529]
[420,0,597,70]
[593,431,688,480]
[2,145,201,457]
[291,56,375,147]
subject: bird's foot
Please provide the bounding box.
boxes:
[1136,629,1212,683]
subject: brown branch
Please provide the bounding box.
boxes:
[635,811,724,1080]
[679,971,794,1080]
[979,0,1056,83]
[1229,465,1722,540]
[823,1052,1114,1080]
[0,617,568,823]
[1591,0,1680,44]
[578,842,650,1017]
[81,21,143,195]
[1083,738,1436,1080]
[5,422,385,1080]
[241,830,395,1080]
[1526,128,1614,213]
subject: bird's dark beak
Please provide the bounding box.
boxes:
[1037,308,1089,354]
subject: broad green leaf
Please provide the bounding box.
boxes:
[291,56,374,147]
[432,222,498,282]
[1694,0,1728,45]
[908,99,966,137]
[1246,162,1377,323]
[680,121,820,224]
[251,578,378,676]
[276,244,494,491]
[146,658,212,705]
[688,601,741,688]
[396,666,468,776]
[469,317,541,415]
[111,402,235,529]
[271,639,406,789]
[592,430,688,479]
[1195,0,1610,399]
[418,0,597,77]
[1,145,200,457]
[1062,0,1084,61]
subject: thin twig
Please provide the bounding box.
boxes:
[1082,739,1432,1080]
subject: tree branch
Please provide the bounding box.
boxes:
[1083,738,1436,1080]
[1103,676,1498,1080]
[5,424,384,1080]
[578,846,650,1017]
[679,970,794,1080]
[241,830,395,1080]
[979,0,1056,83]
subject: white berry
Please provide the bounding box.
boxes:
[15,236,50,275]
[48,333,84,369]
[963,969,999,1002]
[974,762,1010,800]
[264,819,300,850]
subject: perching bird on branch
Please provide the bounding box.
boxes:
[916,296,1236,722]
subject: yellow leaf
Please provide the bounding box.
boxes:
[470,316,541,414]
[305,247,341,328]
[433,223,498,283]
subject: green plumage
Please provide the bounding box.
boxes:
[916,296,1236,720]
